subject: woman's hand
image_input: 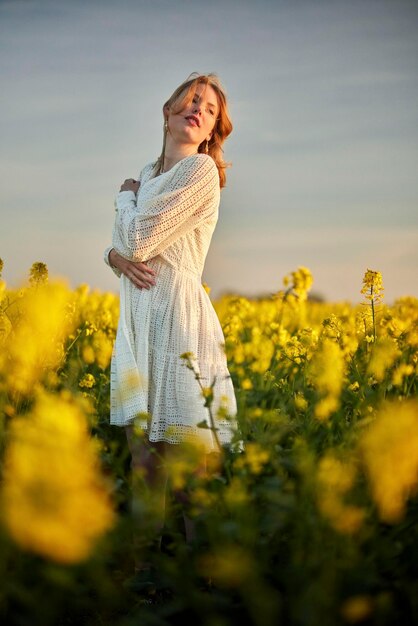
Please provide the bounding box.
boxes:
[109,249,156,290]
[120,178,140,193]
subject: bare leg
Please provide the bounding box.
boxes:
[125,425,167,572]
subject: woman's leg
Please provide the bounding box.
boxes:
[124,425,167,571]
[164,443,221,545]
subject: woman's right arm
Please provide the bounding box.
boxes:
[104,163,157,289]
[105,247,156,290]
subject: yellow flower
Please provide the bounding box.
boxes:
[316,453,364,534]
[223,477,249,507]
[367,338,400,382]
[235,443,269,475]
[392,363,414,387]
[82,344,95,365]
[241,378,253,390]
[359,399,418,523]
[340,596,374,623]
[294,392,308,412]
[0,391,115,563]
[164,442,204,491]
[201,386,214,402]
[202,282,211,296]
[79,373,96,389]
[1,281,74,395]
[283,266,314,302]
[309,339,345,420]
[198,545,253,588]
[361,269,384,303]
[29,261,48,285]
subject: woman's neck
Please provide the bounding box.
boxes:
[162,139,198,173]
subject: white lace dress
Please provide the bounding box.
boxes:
[104,153,240,453]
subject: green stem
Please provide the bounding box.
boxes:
[191,364,223,455]
[371,287,376,342]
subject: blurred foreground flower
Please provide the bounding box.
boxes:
[0,391,115,564]
[359,399,418,523]
[341,595,374,623]
[0,280,75,395]
[198,545,253,588]
[316,452,364,534]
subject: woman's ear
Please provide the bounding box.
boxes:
[163,104,170,119]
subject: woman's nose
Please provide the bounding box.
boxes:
[192,102,202,114]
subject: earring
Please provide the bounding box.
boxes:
[164,119,168,132]
[205,140,209,154]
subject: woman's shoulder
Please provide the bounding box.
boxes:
[141,154,218,187]
[183,153,216,169]
[179,153,218,182]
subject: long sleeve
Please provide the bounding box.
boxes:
[103,245,122,278]
[103,163,149,277]
[112,154,220,263]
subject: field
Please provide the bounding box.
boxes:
[0,260,417,626]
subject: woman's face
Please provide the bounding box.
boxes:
[166,83,219,148]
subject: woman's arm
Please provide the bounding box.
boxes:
[104,246,157,289]
[109,248,156,289]
[104,245,122,277]
[112,154,219,263]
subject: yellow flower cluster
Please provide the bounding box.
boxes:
[198,545,253,588]
[0,391,115,563]
[234,442,270,475]
[0,281,75,395]
[0,259,416,580]
[309,339,345,420]
[359,399,418,523]
[73,284,119,371]
[316,453,364,534]
[367,338,400,382]
[361,269,384,303]
[283,266,314,302]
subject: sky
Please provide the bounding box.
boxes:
[1,0,417,303]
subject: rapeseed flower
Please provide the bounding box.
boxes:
[79,373,96,389]
[316,453,364,534]
[359,399,418,523]
[198,545,253,588]
[29,261,48,285]
[361,269,384,342]
[361,269,384,302]
[0,391,115,563]
[309,339,345,420]
[340,596,374,623]
[392,363,414,387]
[235,442,269,475]
[367,338,400,382]
[1,281,75,395]
[283,266,313,302]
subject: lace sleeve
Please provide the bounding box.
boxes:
[112,154,219,262]
[103,163,151,276]
[103,245,122,278]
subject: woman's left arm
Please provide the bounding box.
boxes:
[112,154,219,263]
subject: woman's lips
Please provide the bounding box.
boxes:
[185,116,199,127]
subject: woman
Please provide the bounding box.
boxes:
[104,73,240,574]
